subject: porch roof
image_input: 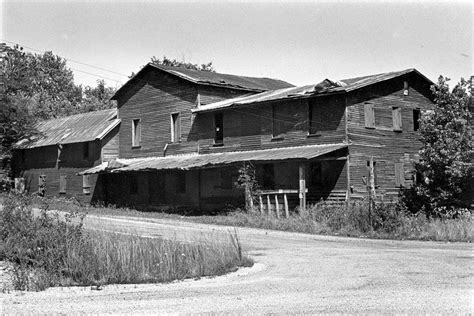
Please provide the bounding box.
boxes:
[78,143,347,175]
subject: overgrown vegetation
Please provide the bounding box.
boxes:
[0,193,252,291]
[401,76,472,218]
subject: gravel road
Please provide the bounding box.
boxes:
[1,214,473,313]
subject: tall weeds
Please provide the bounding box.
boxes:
[0,193,252,291]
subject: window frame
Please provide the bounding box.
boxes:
[132,118,142,148]
[413,108,421,131]
[171,112,181,143]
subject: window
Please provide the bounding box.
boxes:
[366,160,378,188]
[413,109,420,131]
[59,174,67,194]
[171,113,181,143]
[214,113,223,145]
[309,103,322,135]
[403,80,409,96]
[392,107,402,131]
[364,103,375,128]
[176,171,186,194]
[394,162,405,187]
[129,174,138,195]
[261,164,275,189]
[132,119,141,147]
[83,142,90,159]
[82,175,91,195]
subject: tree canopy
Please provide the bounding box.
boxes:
[402,76,473,217]
[150,56,215,72]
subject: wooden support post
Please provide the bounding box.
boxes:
[368,157,376,227]
[274,195,280,219]
[299,163,306,213]
[267,195,272,216]
[284,193,289,218]
[259,195,264,215]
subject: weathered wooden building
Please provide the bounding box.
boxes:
[13,109,120,203]
[80,65,434,212]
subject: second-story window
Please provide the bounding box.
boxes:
[132,119,141,147]
[413,109,420,131]
[392,107,402,132]
[171,113,181,143]
[214,113,223,145]
[364,102,375,129]
[83,142,90,160]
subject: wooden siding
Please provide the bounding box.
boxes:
[346,75,434,199]
[101,126,120,162]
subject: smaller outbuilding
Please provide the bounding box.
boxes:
[12,109,120,203]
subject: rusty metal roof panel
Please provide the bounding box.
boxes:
[79,144,347,174]
[194,69,432,112]
[17,109,119,149]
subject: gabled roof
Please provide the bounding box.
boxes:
[193,68,434,113]
[112,63,294,100]
[16,109,120,149]
[79,143,347,175]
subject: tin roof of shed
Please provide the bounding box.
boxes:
[112,64,294,99]
[79,143,347,175]
[16,109,120,149]
[193,68,432,112]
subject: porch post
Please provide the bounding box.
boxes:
[299,163,306,212]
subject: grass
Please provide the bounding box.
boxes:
[55,197,473,243]
[0,193,252,291]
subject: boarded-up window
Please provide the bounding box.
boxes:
[82,175,91,195]
[309,103,322,135]
[392,107,402,131]
[132,119,141,147]
[59,174,67,194]
[171,113,181,143]
[394,163,405,187]
[364,103,375,128]
[214,113,223,145]
[413,109,420,131]
[176,171,186,194]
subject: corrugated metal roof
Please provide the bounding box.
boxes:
[193,68,432,113]
[79,143,347,175]
[112,64,294,99]
[17,109,120,149]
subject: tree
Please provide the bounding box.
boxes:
[402,76,473,217]
[150,56,215,72]
[79,80,117,112]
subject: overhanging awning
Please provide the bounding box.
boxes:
[79,143,347,175]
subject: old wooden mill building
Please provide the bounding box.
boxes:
[13,64,434,213]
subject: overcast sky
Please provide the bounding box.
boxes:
[2,1,472,89]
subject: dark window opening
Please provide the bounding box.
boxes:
[392,107,402,131]
[214,113,223,145]
[83,142,90,159]
[176,171,186,194]
[364,102,375,128]
[171,113,181,143]
[413,109,420,131]
[261,164,275,189]
[132,119,141,147]
[129,174,138,195]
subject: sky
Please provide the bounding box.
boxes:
[1,1,472,89]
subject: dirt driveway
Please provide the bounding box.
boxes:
[1,214,473,313]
